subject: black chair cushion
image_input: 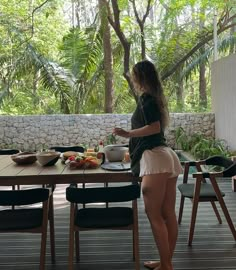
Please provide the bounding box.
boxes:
[0,188,49,206]
[205,155,233,168]
[50,146,84,153]
[223,163,236,177]
[66,184,140,204]
[75,207,133,228]
[178,183,225,199]
[0,208,43,230]
[0,149,19,155]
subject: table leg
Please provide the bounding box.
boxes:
[232,176,236,192]
[231,156,236,192]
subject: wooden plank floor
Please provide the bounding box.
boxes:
[0,177,236,270]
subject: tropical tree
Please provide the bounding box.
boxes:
[0,0,72,114]
[106,0,236,112]
[1,0,236,115]
[99,0,114,113]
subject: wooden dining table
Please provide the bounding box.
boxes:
[0,155,140,186]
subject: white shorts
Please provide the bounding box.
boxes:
[139,146,183,177]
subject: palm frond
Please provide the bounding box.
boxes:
[60,25,104,111]
[182,34,236,81]
[218,34,236,53]
[60,27,103,78]
[182,47,212,81]
[15,44,74,113]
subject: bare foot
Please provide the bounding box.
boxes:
[144,261,160,269]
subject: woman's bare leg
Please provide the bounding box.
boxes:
[142,173,175,270]
[142,173,178,270]
[162,176,178,257]
[144,176,179,269]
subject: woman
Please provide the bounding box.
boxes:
[113,60,182,270]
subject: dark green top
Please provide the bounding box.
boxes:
[129,93,167,176]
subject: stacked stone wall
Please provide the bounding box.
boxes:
[0,113,215,151]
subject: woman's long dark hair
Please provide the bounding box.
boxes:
[132,60,169,129]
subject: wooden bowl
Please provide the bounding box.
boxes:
[11,152,37,165]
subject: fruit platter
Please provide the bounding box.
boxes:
[65,152,102,169]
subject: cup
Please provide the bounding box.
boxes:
[124,152,130,162]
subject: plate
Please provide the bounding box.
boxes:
[101,162,130,171]
[105,144,129,148]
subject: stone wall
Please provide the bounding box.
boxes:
[0,113,215,151]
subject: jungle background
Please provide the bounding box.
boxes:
[0,0,236,115]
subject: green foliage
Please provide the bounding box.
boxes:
[0,0,235,115]
[118,0,129,10]
[59,26,104,113]
[174,127,231,159]
[105,133,117,145]
[0,0,71,114]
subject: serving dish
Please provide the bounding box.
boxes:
[36,151,61,166]
[104,145,128,162]
[11,152,37,165]
[66,153,102,169]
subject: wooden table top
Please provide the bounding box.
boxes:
[0,155,140,186]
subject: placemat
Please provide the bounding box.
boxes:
[101,162,131,171]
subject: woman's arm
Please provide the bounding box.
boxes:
[113,121,161,138]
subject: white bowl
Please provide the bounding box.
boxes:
[36,151,61,166]
[104,146,128,162]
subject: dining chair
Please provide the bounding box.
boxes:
[49,145,85,153]
[0,149,20,155]
[178,155,236,245]
[0,187,55,270]
[0,149,20,191]
[66,183,141,270]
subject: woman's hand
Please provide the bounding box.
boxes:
[113,121,160,139]
[113,128,130,138]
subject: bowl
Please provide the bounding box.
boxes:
[36,151,61,166]
[104,145,128,162]
[11,152,37,165]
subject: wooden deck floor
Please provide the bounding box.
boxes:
[0,177,236,270]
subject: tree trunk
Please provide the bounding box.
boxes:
[198,6,207,109]
[32,69,40,106]
[99,0,114,113]
[229,25,236,54]
[199,49,207,108]
[75,1,80,28]
[107,0,153,102]
[61,95,70,114]
[132,0,152,60]
[107,0,138,102]
[175,65,184,111]
[28,0,34,13]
